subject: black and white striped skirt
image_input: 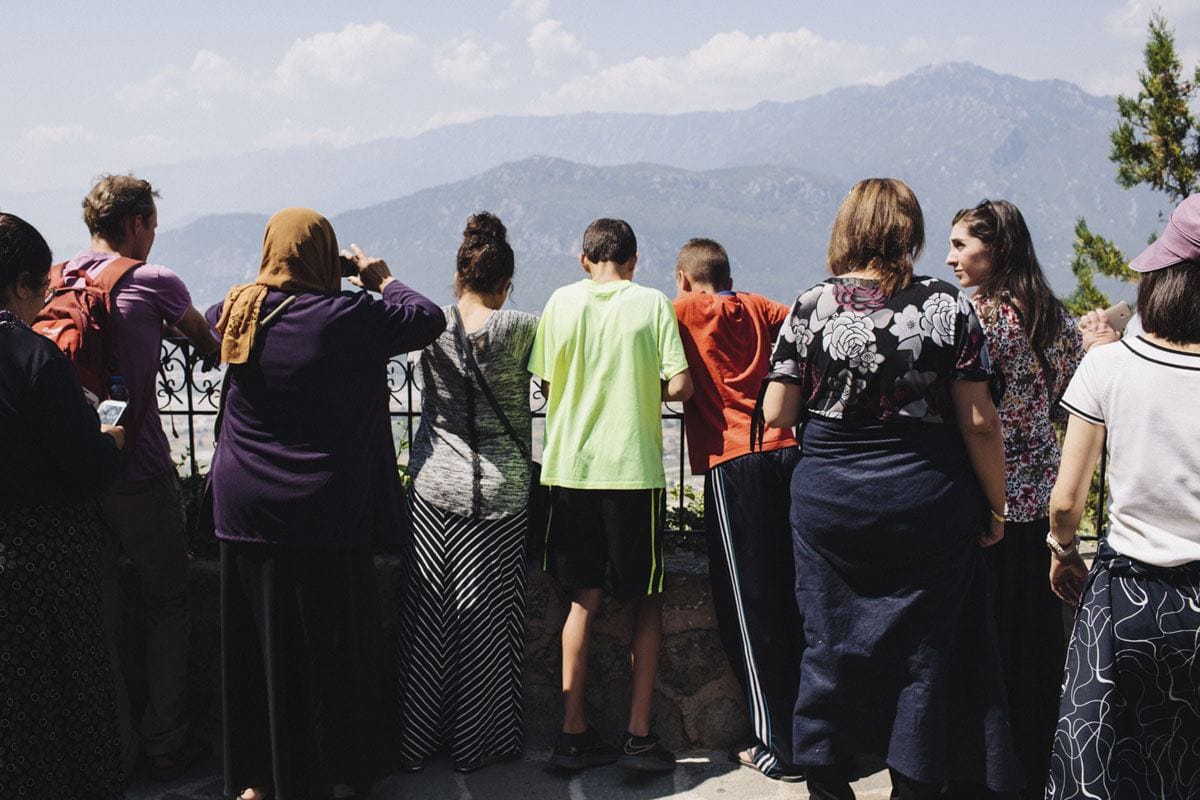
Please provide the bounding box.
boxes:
[396,489,527,770]
[1047,542,1200,799]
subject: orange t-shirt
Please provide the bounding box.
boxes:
[674,291,799,474]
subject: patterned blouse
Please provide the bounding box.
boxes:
[972,296,1083,522]
[767,276,993,424]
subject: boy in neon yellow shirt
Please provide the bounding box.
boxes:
[529,218,692,772]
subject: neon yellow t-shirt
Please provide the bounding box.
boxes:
[528,279,689,489]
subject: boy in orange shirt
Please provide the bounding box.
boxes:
[673,238,803,781]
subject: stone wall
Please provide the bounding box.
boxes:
[118,549,751,753]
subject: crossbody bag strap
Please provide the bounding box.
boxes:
[213,294,297,442]
[449,305,531,462]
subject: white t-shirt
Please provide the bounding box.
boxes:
[1061,336,1200,566]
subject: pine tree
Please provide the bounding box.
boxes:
[1110,14,1200,202]
[1068,12,1200,310]
[1064,219,1132,315]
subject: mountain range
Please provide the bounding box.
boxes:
[6,62,1163,310]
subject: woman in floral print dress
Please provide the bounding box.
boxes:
[947,200,1083,800]
[762,179,1021,800]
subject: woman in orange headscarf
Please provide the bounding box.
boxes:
[205,208,445,800]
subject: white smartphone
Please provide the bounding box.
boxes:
[1103,301,1133,333]
[97,399,128,426]
[1079,300,1133,334]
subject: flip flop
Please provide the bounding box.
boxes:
[729,743,761,769]
[730,744,805,783]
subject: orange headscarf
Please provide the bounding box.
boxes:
[215,207,341,364]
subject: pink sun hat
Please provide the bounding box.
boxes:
[1129,194,1200,272]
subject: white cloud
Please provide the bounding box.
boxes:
[23,124,95,146]
[506,0,550,24]
[533,28,897,114]
[1107,0,1200,37]
[435,35,510,88]
[275,22,418,88]
[116,49,247,111]
[528,19,598,75]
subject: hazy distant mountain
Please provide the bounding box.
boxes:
[12,62,1166,303]
[156,158,847,311]
[134,63,1162,227]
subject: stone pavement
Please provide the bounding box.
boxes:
[126,750,895,799]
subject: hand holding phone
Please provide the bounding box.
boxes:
[101,424,126,450]
[1101,301,1133,333]
[97,399,128,426]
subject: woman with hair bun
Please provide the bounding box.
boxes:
[398,212,538,773]
[946,199,1082,799]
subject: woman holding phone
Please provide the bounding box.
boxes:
[1045,193,1200,799]
[205,208,445,800]
[0,212,126,798]
[946,199,1083,798]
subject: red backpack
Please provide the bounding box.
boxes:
[32,256,144,404]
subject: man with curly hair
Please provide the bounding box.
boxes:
[64,174,218,781]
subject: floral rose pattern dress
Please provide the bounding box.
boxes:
[971,297,1082,522]
[769,276,993,422]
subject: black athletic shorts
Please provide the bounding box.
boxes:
[547,487,667,599]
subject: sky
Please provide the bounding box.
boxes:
[3,0,1200,195]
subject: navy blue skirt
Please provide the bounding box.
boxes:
[1047,543,1200,799]
[790,417,1021,791]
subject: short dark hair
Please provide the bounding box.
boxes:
[582,218,636,265]
[1137,263,1200,344]
[455,211,515,296]
[83,174,159,242]
[0,212,53,296]
[676,238,731,288]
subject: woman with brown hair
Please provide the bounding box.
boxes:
[397,212,538,773]
[946,199,1082,799]
[762,179,1021,799]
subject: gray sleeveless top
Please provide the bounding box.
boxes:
[409,307,538,519]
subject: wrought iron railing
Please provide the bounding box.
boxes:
[157,338,1104,542]
[157,338,701,536]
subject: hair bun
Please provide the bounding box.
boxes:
[463,211,507,243]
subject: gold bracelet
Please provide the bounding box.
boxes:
[990,507,1007,524]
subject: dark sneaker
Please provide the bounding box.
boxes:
[547,729,619,771]
[617,731,676,772]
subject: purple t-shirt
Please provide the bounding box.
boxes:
[63,252,191,482]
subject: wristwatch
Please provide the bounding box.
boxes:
[1045,532,1079,559]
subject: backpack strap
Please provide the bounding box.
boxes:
[47,262,66,290]
[91,256,144,295]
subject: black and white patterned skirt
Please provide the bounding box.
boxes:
[396,489,527,770]
[1047,542,1200,799]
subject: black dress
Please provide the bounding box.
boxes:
[767,277,1022,792]
[0,310,123,799]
